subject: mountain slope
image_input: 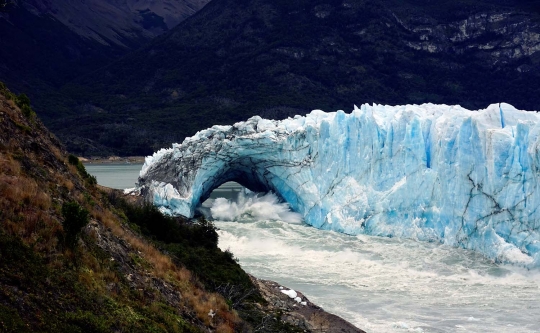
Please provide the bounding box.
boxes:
[4,82,364,332]
[41,0,540,155]
[0,82,244,332]
[0,81,365,333]
[0,0,210,117]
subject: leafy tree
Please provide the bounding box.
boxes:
[61,201,89,248]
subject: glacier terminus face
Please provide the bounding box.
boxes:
[137,103,540,267]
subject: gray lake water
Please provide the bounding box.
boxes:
[85,163,240,199]
[86,164,540,333]
[85,163,144,189]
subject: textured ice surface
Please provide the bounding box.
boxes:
[137,103,540,267]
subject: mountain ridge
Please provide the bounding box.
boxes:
[26,0,540,155]
[0,0,210,121]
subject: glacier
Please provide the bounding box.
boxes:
[137,103,540,267]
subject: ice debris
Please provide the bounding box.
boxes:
[280,289,297,299]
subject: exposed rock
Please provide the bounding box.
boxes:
[394,11,540,67]
[250,275,365,333]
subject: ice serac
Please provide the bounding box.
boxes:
[137,103,540,267]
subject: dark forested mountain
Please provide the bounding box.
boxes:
[0,0,210,115]
[34,0,540,155]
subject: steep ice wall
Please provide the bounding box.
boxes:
[137,103,540,267]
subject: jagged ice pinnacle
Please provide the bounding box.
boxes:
[136,103,540,267]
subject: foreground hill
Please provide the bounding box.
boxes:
[0,83,364,332]
[42,0,540,155]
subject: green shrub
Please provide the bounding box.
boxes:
[0,81,16,101]
[110,196,254,296]
[68,154,79,166]
[16,93,31,108]
[0,304,32,333]
[62,201,89,248]
[68,154,97,186]
[21,104,35,118]
[13,93,36,119]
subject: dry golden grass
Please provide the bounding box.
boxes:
[0,131,241,331]
[216,322,235,333]
[88,205,241,330]
[0,154,61,252]
[0,154,21,175]
[6,99,16,109]
[51,145,63,161]
[63,178,74,192]
[0,167,51,210]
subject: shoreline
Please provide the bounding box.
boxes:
[103,185,365,333]
[80,156,145,164]
[250,275,365,332]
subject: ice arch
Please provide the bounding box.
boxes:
[137,103,540,267]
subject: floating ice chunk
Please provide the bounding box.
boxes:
[393,322,410,329]
[281,289,297,299]
[123,187,137,195]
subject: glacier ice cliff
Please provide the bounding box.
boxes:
[137,103,540,267]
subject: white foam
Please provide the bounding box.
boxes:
[203,189,303,223]
[216,219,540,333]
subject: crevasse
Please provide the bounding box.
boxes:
[136,103,540,267]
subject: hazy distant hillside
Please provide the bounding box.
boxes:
[0,0,210,113]
[38,0,540,155]
[19,0,211,46]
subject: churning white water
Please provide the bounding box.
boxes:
[203,185,540,333]
[199,189,302,223]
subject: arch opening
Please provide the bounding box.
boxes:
[195,176,303,224]
[193,166,279,209]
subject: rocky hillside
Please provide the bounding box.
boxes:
[0,82,240,332]
[0,0,210,116]
[0,82,364,332]
[40,0,540,156]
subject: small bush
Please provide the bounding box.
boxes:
[68,154,97,186]
[68,154,79,166]
[0,81,17,101]
[110,197,254,297]
[14,93,36,119]
[62,201,89,248]
[16,93,31,108]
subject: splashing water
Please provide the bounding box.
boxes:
[201,186,540,333]
[216,220,540,333]
[199,189,303,223]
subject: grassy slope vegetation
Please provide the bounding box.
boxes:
[0,83,303,332]
[39,0,540,156]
